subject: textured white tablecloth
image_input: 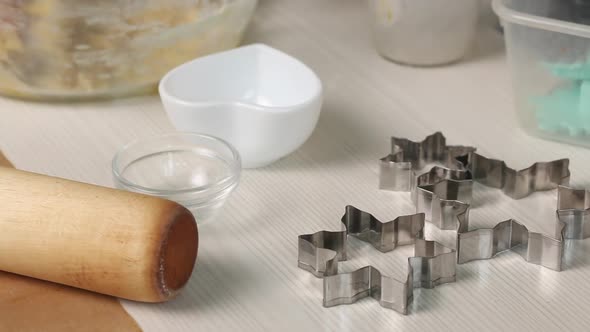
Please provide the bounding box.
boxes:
[1,1,590,331]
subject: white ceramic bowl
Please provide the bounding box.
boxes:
[159,43,323,168]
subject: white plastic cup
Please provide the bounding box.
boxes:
[369,0,480,66]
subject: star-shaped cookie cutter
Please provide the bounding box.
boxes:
[379,132,476,191]
[414,183,588,271]
[298,132,587,315]
[392,138,580,271]
[297,206,456,314]
[412,152,588,271]
[456,152,570,199]
[411,152,570,232]
[557,186,590,239]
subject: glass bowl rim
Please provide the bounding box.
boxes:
[112,132,241,197]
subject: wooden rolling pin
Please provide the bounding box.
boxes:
[0,166,198,302]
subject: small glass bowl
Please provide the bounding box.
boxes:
[112,132,241,224]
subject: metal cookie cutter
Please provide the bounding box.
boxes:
[379,132,476,191]
[410,154,581,271]
[298,206,456,314]
[412,153,570,231]
[557,186,590,239]
[455,207,567,271]
[456,152,570,199]
[455,185,589,270]
[411,166,473,230]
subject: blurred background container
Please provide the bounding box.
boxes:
[494,0,590,148]
[479,0,501,28]
[0,0,256,100]
[369,0,480,66]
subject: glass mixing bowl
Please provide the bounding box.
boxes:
[0,0,257,100]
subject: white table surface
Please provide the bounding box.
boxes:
[2,1,590,331]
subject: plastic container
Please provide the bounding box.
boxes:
[369,0,479,66]
[0,0,257,100]
[480,0,501,29]
[112,133,241,224]
[494,0,590,147]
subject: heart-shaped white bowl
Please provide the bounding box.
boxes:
[159,43,323,168]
